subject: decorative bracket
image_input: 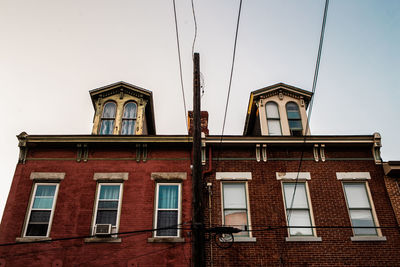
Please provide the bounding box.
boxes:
[313,144,319,162]
[262,144,267,162]
[76,144,82,162]
[83,144,89,162]
[76,144,89,162]
[372,132,382,164]
[17,132,28,164]
[142,144,148,162]
[320,144,326,162]
[313,144,326,162]
[135,144,148,162]
[136,144,141,162]
[256,144,261,162]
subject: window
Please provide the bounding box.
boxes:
[154,183,181,237]
[286,102,302,136]
[266,101,282,135]
[343,182,377,236]
[92,183,123,235]
[282,182,314,236]
[121,102,137,135]
[99,102,116,135]
[24,183,59,237]
[222,183,250,237]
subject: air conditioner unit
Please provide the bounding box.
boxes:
[94,224,112,236]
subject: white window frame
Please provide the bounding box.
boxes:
[153,182,182,238]
[342,181,382,237]
[99,101,117,135]
[281,181,317,238]
[91,183,123,235]
[121,101,137,135]
[220,181,253,238]
[23,183,60,238]
[266,101,282,136]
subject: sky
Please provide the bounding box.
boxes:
[0,0,399,219]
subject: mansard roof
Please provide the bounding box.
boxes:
[243,83,313,136]
[89,81,156,134]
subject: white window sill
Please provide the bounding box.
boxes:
[286,236,322,242]
[351,236,386,242]
[148,237,185,243]
[16,237,51,242]
[232,236,257,242]
[84,237,122,243]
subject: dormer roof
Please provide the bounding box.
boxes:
[90,81,156,135]
[243,83,313,136]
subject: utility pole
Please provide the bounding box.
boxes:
[192,53,205,267]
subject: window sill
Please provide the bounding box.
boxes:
[351,236,386,242]
[16,237,52,242]
[147,237,185,243]
[232,236,257,242]
[84,237,122,243]
[286,236,322,242]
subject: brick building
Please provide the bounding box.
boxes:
[1,82,399,266]
[0,82,193,266]
[202,83,400,266]
[383,161,400,225]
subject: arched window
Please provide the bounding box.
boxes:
[121,102,137,135]
[266,102,282,136]
[99,102,116,135]
[286,102,302,136]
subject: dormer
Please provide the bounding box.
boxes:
[90,81,156,135]
[244,83,312,136]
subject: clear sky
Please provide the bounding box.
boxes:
[0,0,399,219]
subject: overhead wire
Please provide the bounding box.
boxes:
[172,0,189,132]
[286,0,330,227]
[191,0,198,58]
[215,0,243,170]
[0,224,191,247]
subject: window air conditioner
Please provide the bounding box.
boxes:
[94,224,112,236]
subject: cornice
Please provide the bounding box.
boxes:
[205,135,376,145]
[20,134,376,145]
[23,135,192,144]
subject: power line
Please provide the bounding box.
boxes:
[0,225,191,247]
[172,0,188,132]
[215,0,243,170]
[220,0,243,138]
[287,0,329,224]
[191,0,198,58]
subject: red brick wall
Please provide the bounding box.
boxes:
[0,145,192,267]
[204,145,400,266]
[384,175,400,225]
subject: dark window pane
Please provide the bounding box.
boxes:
[287,112,301,119]
[157,210,178,236]
[35,185,56,197]
[29,211,51,223]
[286,102,301,119]
[289,120,302,130]
[96,210,117,225]
[98,201,118,209]
[26,224,48,236]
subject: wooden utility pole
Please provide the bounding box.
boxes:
[192,53,205,266]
